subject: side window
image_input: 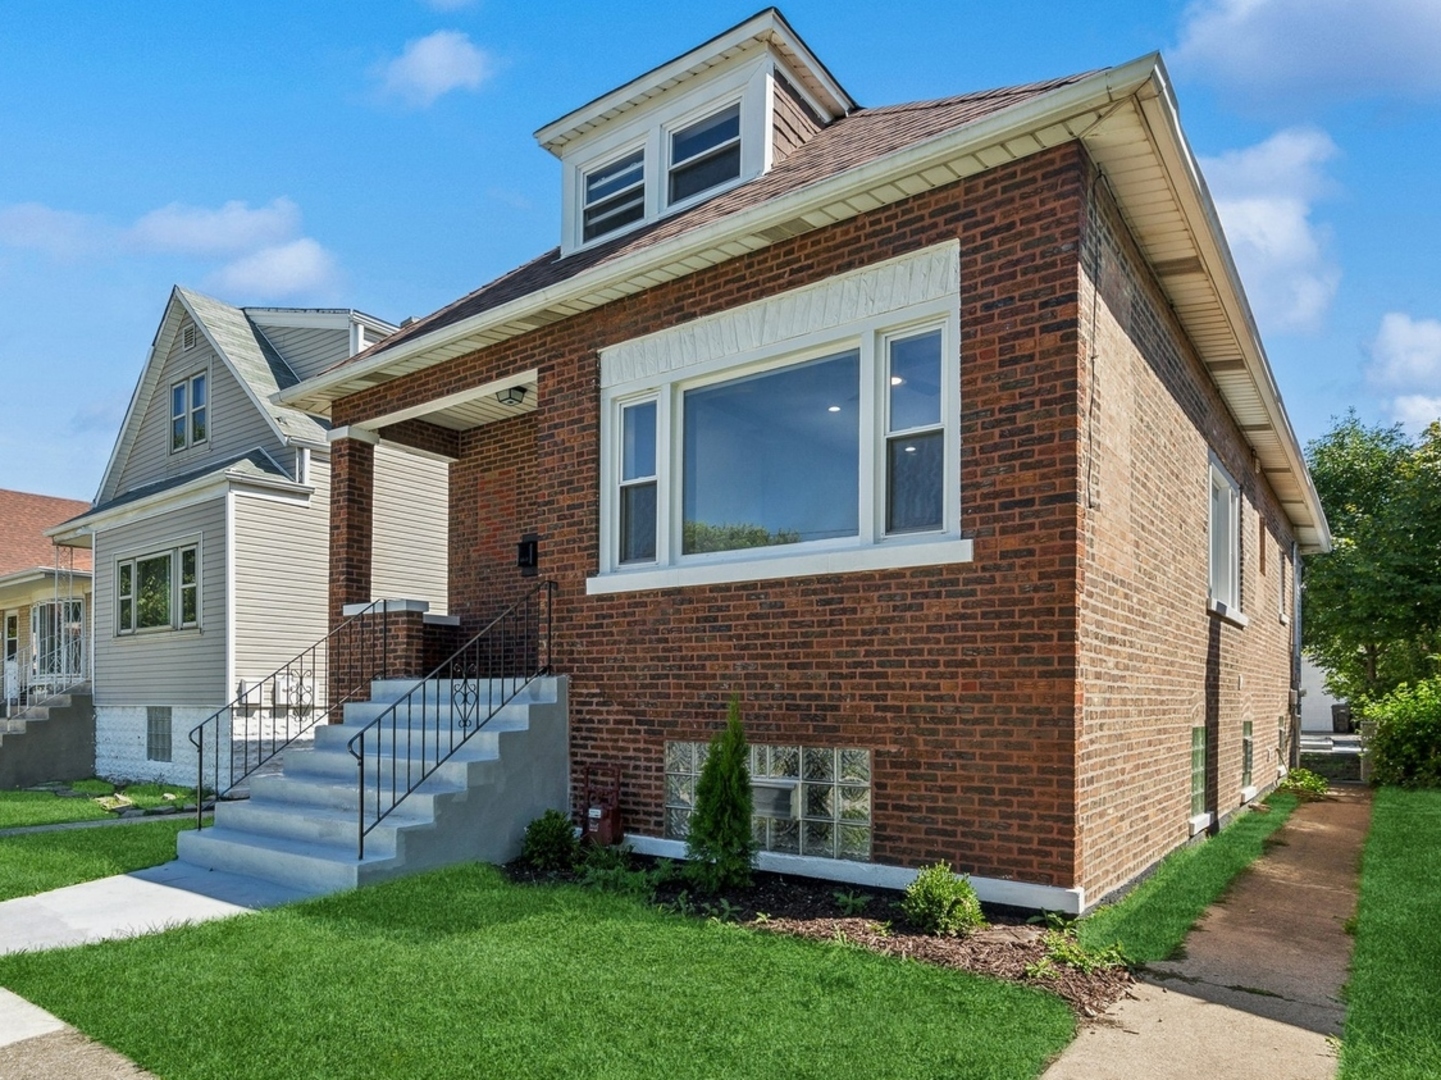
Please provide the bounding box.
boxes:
[617,400,657,564]
[1208,462,1240,611]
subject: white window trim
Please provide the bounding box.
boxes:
[591,294,967,595]
[115,538,202,636]
[169,368,210,455]
[561,58,770,255]
[1207,456,1243,623]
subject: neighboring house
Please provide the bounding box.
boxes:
[189,10,1330,911]
[0,489,92,717]
[1300,657,1344,732]
[49,288,450,783]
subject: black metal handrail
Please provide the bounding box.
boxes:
[347,580,555,858]
[188,598,395,829]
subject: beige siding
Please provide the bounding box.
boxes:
[92,497,227,707]
[231,462,330,682]
[372,443,449,614]
[254,325,350,382]
[772,73,824,165]
[113,315,284,496]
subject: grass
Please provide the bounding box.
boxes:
[0,781,196,829]
[1340,787,1441,1080]
[1077,793,1299,962]
[0,820,192,902]
[0,863,1073,1080]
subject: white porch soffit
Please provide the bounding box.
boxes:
[280,54,1329,551]
[348,370,539,435]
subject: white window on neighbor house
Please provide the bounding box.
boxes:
[116,544,199,635]
[1208,459,1241,615]
[170,371,208,453]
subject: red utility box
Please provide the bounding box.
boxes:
[583,765,622,846]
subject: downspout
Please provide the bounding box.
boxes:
[1291,540,1302,770]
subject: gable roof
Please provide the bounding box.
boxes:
[0,490,93,577]
[95,287,329,504]
[278,52,1330,553]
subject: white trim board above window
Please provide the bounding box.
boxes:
[590,242,970,595]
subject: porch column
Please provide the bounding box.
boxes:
[329,426,378,627]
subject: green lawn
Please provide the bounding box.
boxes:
[0,863,1073,1080]
[1077,793,1299,962]
[1340,787,1441,1080]
[0,820,192,902]
[0,781,196,829]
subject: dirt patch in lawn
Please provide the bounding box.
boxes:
[506,860,1132,1017]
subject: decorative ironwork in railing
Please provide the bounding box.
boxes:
[3,601,89,722]
[188,598,393,829]
[347,581,554,859]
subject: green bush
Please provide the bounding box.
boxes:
[685,696,756,893]
[1365,678,1441,788]
[520,809,578,872]
[1279,767,1330,797]
[901,862,985,936]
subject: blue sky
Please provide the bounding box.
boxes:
[3,0,1440,500]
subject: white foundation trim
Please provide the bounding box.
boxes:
[342,598,430,616]
[624,835,1086,914]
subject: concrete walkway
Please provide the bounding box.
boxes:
[0,861,321,1078]
[1045,787,1372,1080]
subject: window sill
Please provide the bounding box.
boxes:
[587,537,974,595]
[1206,598,1249,628]
[1189,812,1214,836]
[1278,613,1290,626]
[1241,784,1259,804]
[116,626,202,640]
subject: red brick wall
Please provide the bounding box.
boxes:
[1073,172,1297,901]
[332,142,1091,889]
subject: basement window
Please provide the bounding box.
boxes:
[147,706,172,762]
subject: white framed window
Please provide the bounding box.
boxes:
[170,371,208,453]
[1208,459,1241,617]
[116,543,199,634]
[666,101,741,207]
[582,146,646,244]
[596,294,963,592]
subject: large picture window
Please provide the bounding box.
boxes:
[117,544,199,634]
[598,294,961,589]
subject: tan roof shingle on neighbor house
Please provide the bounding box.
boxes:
[0,489,93,578]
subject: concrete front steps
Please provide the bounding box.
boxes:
[176,676,568,893]
[0,689,96,789]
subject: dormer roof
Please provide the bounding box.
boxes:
[535,8,855,156]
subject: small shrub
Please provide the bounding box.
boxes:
[900,862,985,936]
[1042,929,1127,973]
[833,889,872,916]
[685,695,756,894]
[1364,678,1441,788]
[1279,767,1330,797]
[521,809,578,872]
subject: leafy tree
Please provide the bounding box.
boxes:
[685,695,756,892]
[1304,413,1441,702]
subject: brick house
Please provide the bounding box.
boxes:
[193,10,1329,910]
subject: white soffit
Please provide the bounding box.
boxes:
[283,55,1327,550]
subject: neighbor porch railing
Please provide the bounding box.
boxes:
[3,611,89,722]
[188,599,395,829]
[348,580,554,858]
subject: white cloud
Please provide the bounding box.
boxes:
[1200,128,1341,334]
[0,203,107,259]
[1175,0,1441,101]
[1366,312,1441,429]
[208,238,340,298]
[375,30,492,107]
[129,198,300,256]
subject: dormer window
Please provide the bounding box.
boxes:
[668,103,741,205]
[583,149,646,243]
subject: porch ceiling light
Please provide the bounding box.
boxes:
[496,386,528,407]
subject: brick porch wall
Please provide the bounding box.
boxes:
[333,142,1091,890]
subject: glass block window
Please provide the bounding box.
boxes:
[664,740,871,861]
[147,706,173,763]
[1190,727,1207,818]
[1242,721,1254,790]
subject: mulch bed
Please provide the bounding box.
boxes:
[505,858,1131,1017]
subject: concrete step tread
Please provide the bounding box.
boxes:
[220,798,434,833]
[185,825,394,868]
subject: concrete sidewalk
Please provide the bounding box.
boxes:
[1044,787,1371,1080]
[0,860,320,1078]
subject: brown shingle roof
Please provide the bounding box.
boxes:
[0,490,93,578]
[324,72,1094,374]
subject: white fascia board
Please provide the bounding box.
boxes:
[281,56,1159,417]
[1132,63,1331,553]
[52,471,307,540]
[535,10,854,154]
[245,308,399,336]
[0,569,51,591]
